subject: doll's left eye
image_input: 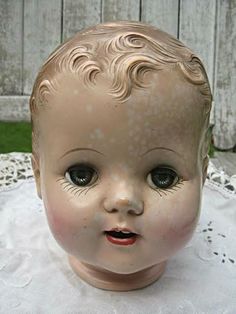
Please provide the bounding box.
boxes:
[147,167,179,189]
[65,165,98,187]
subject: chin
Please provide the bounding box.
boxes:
[97,256,157,275]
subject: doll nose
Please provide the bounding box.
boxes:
[103,184,144,216]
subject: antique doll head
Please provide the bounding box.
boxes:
[30,21,212,291]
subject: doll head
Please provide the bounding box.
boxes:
[30,21,212,291]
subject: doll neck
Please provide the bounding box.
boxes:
[68,255,166,291]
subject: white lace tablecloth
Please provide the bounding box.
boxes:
[0,153,236,314]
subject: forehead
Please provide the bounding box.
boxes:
[38,69,205,161]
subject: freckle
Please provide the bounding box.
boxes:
[83,225,87,229]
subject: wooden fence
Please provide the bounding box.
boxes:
[0,0,235,149]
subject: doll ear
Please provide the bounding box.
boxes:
[202,155,209,185]
[31,154,42,199]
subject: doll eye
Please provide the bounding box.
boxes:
[65,165,98,187]
[147,167,179,189]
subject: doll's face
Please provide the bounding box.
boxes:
[34,69,206,274]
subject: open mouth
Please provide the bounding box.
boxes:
[104,229,138,245]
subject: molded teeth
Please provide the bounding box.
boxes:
[105,230,136,239]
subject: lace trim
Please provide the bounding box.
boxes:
[206,161,236,197]
[0,153,34,192]
[0,153,236,195]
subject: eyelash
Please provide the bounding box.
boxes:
[149,179,184,197]
[57,166,184,198]
[56,177,99,197]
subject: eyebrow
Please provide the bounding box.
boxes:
[140,146,181,157]
[60,147,104,159]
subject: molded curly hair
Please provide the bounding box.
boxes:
[30,21,212,157]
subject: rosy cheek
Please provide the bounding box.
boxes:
[165,212,199,251]
[46,205,68,239]
[145,184,201,256]
[163,201,200,254]
[43,194,81,250]
[45,205,70,245]
[42,190,103,260]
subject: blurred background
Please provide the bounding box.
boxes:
[0,0,235,167]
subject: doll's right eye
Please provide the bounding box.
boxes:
[65,165,98,187]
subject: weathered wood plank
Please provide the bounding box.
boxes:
[0,96,30,122]
[23,0,62,95]
[141,0,178,37]
[0,0,23,95]
[211,152,236,176]
[102,0,139,22]
[179,0,216,91]
[213,0,236,150]
[63,0,101,41]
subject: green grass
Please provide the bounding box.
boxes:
[208,125,215,158]
[0,122,32,153]
[208,141,215,158]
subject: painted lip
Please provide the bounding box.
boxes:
[104,228,139,246]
